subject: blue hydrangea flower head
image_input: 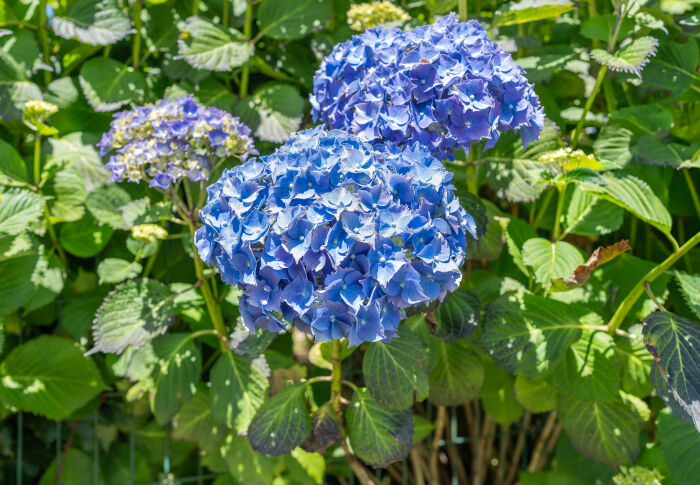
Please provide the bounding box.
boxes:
[310,14,544,160]
[98,95,257,189]
[196,127,478,346]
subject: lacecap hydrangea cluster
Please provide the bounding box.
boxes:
[311,14,544,160]
[98,95,256,189]
[196,128,477,346]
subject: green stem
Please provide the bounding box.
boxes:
[239,2,253,98]
[682,168,700,219]
[533,188,555,229]
[552,185,566,241]
[132,0,143,68]
[188,221,228,352]
[38,0,51,85]
[330,340,343,417]
[571,65,607,148]
[143,239,162,277]
[33,134,41,185]
[192,0,199,16]
[607,230,700,333]
[45,205,69,269]
[458,0,468,21]
[222,0,229,27]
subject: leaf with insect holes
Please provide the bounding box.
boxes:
[643,311,700,431]
[592,36,658,76]
[551,240,630,291]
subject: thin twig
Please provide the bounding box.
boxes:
[505,411,531,485]
[341,441,374,485]
[644,281,668,312]
[527,411,557,472]
[55,421,79,485]
[479,416,496,485]
[410,448,426,485]
[430,406,447,485]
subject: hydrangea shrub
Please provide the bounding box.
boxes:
[311,14,544,159]
[196,128,476,346]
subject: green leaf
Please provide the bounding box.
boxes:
[429,340,484,406]
[0,335,105,419]
[657,410,700,485]
[0,138,27,183]
[616,334,654,397]
[0,251,39,315]
[643,312,700,430]
[549,328,620,402]
[97,258,142,285]
[44,78,113,134]
[673,271,700,320]
[465,200,504,261]
[345,388,413,467]
[252,82,304,143]
[47,132,111,192]
[434,289,481,342]
[61,288,109,340]
[44,167,87,222]
[218,434,275,485]
[480,294,583,379]
[256,0,332,40]
[481,374,524,425]
[592,36,658,75]
[248,383,312,456]
[0,189,44,236]
[514,375,558,413]
[493,0,573,27]
[39,449,96,485]
[210,351,268,433]
[564,190,623,237]
[25,251,65,312]
[522,238,584,290]
[178,16,253,72]
[593,125,634,168]
[85,184,132,230]
[501,216,537,276]
[59,213,113,258]
[580,13,634,42]
[79,57,146,112]
[150,333,202,424]
[363,326,429,410]
[558,394,642,467]
[119,198,173,228]
[172,385,224,452]
[91,278,174,354]
[581,172,672,234]
[301,403,341,453]
[0,81,43,125]
[52,0,131,46]
[641,39,699,95]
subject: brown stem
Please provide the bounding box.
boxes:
[55,421,78,485]
[430,406,447,485]
[505,411,531,485]
[471,402,484,485]
[527,411,557,472]
[445,410,468,485]
[341,441,374,485]
[410,448,426,485]
[479,417,496,485]
[496,424,511,485]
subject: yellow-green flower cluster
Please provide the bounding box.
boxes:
[347,1,410,31]
[612,466,663,485]
[538,147,603,171]
[131,224,168,244]
[23,100,59,135]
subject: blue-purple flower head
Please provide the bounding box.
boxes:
[98,95,257,189]
[196,128,478,346]
[310,14,544,160]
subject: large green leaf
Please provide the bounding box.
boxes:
[434,289,481,342]
[44,166,87,222]
[79,57,146,112]
[178,16,253,72]
[0,335,105,419]
[91,278,174,354]
[548,328,620,402]
[217,434,275,485]
[563,190,623,237]
[345,388,413,467]
[247,383,312,456]
[0,189,44,236]
[85,184,132,229]
[480,372,524,426]
[59,213,113,258]
[643,312,700,430]
[252,82,304,143]
[52,0,131,46]
[592,36,658,75]
[593,125,634,167]
[0,250,38,315]
[657,410,700,485]
[673,271,700,320]
[97,258,142,285]
[150,333,202,424]
[47,132,110,192]
[428,340,484,405]
[0,139,27,183]
[581,172,672,234]
[480,294,583,378]
[363,326,429,410]
[172,385,224,452]
[641,39,699,95]
[256,0,332,40]
[465,199,504,261]
[38,449,96,485]
[25,251,65,312]
[493,0,573,27]
[514,375,558,413]
[522,238,584,290]
[210,351,268,433]
[558,394,643,467]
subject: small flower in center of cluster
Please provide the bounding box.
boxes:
[196,128,479,346]
[98,95,257,189]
